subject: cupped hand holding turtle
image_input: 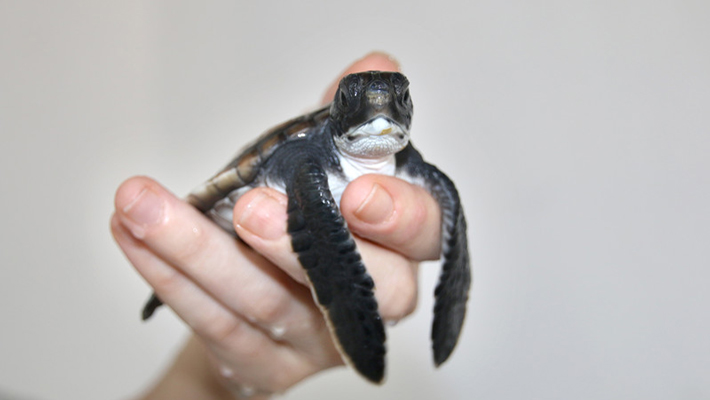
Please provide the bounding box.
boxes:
[111,52,443,399]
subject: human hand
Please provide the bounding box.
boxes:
[111,52,443,399]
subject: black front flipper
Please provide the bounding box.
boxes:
[286,160,386,383]
[425,165,471,366]
[398,146,472,366]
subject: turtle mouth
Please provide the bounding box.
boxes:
[345,116,407,140]
[335,116,410,159]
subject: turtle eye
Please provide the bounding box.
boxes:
[402,89,411,105]
[339,90,349,107]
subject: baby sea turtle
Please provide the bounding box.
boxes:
[142,71,471,383]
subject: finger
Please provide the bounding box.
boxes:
[234,187,418,322]
[340,174,443,261]
[232,188,306,284]
[112,177,327,347]
[111,214,317,387]
[112,214,272,348]
[111,183,343,392]
[320,51,401,105]
[354,238,419,322]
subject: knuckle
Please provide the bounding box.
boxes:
[267,368,298,393]
[236,336,266,359]
[250,293,290,325]
[172,224,211,263]
[197,313,247,344]
[149,268,181,293]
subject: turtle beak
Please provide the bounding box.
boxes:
[353,115,405,137]
[344,116,407,140]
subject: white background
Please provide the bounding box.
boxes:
[1,1,708,399]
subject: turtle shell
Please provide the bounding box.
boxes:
[186,105,330,214]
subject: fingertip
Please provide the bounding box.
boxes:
[340,177,395,226]
[114,176,170,239]
[233,188,308,285]
[350,51,401,73]
[340,174,403,216]
[114,176,149,213]
[233,188,288,241]
[114,176,176,214]
[341,175,442,261]
[110,210,142,256]
[109,212,123,239]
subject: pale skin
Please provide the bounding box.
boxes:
[111,52,444,399]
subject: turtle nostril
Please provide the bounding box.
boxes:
[368,80,387,92]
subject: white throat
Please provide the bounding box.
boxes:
[329,153,397,206]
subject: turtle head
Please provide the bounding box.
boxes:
[330,71,413,159]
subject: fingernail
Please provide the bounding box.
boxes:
[121,188,165,239]
[354,183,394,224]
[237,192,285,240]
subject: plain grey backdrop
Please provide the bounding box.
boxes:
[1,1,708,399]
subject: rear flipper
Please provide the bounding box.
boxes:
[287,160,386,383]
[142,293,162,321]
